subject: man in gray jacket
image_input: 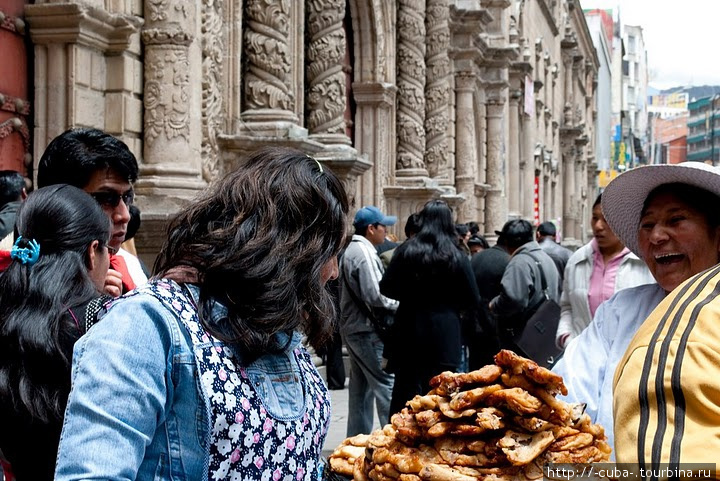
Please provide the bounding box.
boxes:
[340,206,399,436]
[490,219,559,351]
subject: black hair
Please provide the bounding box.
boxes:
[37,128,139,189]
[126,205,142,242]
[501,219,534,250]
[537,221,556,237]
[0,170,25,206]
[467,221,480,236]
[392,200,467,276]
[643,183,720,229]
[0,185,110,422]
[468,235,489,249]
[593,193,602,209]
[154,147,349,360]
[455,223,469,238]
[404,213,422,238]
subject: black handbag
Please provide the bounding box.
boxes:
[513,252,563,369]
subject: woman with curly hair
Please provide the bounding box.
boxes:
[55,147,349,481]
[0,185,112,481]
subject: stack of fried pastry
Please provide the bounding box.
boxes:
[328,350,611,481]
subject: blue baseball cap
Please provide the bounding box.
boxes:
[353,206,397,229]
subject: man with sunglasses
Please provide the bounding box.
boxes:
[37,128,148,295]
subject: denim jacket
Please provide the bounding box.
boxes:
[55,282,323,481]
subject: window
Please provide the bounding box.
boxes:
[627,35,636,54]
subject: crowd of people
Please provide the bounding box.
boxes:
[1,127,720,479]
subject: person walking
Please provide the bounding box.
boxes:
[340,206,398,436]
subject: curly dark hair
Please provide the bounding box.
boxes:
[154,147,349,360]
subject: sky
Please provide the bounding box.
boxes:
[580,0,720,90]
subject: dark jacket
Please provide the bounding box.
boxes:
[0,200,21,239]
[380,243,480,369]
[490,241,560,326]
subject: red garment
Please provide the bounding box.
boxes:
[0,250,11,272]
[110,254,136,292]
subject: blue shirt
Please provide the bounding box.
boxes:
[55,282,324,480]
[552,283,666,458]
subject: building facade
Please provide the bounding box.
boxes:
[687,95,720,164]
[0,0,598,263]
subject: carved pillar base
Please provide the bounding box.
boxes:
[217,133,325,172]
[315,145,371,213]
[384,183,446,239]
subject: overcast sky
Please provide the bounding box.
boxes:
[580,0,720,90]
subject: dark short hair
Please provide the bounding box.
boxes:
[126,205,142,241]
[405,213,422,238]
[499,219,534,250]
[537,221,556,237]
[0,170,25,206]
[37,128,139,189]
[593,193,602,209]
[154,147,349,361]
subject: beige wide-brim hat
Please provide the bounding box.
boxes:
[601,162,720,257]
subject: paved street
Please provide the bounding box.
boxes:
[320,374,383,458]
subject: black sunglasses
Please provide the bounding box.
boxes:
[104,244,118,255]
[90,191,134,208]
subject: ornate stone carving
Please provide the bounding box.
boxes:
[306,0,347,140]
[424,0,450,178]
[396,0,426,171]
[201,0,225,181]
[144,47,191,145]
[243,0,293,111]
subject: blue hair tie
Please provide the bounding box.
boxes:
[10,236,41,266]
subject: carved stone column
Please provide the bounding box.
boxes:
[353,82,397,208]
[139,0,205,199]
[396,0,428,179]
[306,0,350,146]
[507,88,521,218]
[522,91,536,219]
[424,0,451,182]
[135,0,207,267]
[454,72,477,223]
[563,53,574,126]
[242,0,294,123]
[561,139,577,244]
[485,93,507,233]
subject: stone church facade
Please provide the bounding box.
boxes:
[2,0,598,264]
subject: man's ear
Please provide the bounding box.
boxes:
[20,188,27,201]
[87,239,100,271]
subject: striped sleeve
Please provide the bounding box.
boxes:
[613,264,720,476]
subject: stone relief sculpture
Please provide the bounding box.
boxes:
[201,0,225,181]
[423,0,450,178]
[306,0,348,142]
[396,0,426,171]
[143,30,192,145]
[243,0,293,111]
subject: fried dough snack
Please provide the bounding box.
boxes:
[328,350,610,481]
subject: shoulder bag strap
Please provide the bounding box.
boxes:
[517,250,549,298]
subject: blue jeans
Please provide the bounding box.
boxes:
[343,330,394,436]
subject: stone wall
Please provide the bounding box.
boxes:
[23,0,598,265]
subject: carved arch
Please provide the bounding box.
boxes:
[347,0,395,84]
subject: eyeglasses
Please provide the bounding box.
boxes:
[90,190,134,208]
[104,244,118,255]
